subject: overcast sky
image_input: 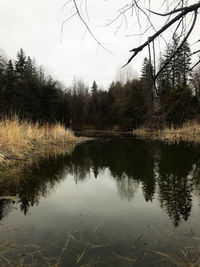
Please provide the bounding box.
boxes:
[0,0,199,89]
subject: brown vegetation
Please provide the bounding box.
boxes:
[0,116,79,165]
[133,121,200,143]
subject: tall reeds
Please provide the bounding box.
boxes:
[133,121,200,143]
[0,116,77,161]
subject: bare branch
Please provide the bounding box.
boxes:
[155,10,198,80]
[146,3,199,17]
[63,0,200,71]
[62,0,72,12]
[133,0,157,32]
[60,12,78,42]
[72,0,113,54]
[124,25,151,37]
[122,2,200,67]
[190,59,200,71]
[190,49,200,57]
[100,4,136,28]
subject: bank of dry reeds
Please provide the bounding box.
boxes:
[133,121,200,143]
[0,116,78,163]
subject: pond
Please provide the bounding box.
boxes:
[1,137,200,266]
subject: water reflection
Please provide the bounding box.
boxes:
[1,138,200,228]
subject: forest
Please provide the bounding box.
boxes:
[0,38,200,131]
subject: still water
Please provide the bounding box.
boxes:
[1,137,200,266]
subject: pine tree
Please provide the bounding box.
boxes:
[140,57,155,117]
[141,57,154,86]
[157,38,192,119]
[0,55,6,114]
[15,48,27,77]
[0,55,6,90]
[25,56,35,78]
[91,80,97,94]
[5,60,16,109]
[177,41,191,86]
[158,37,191,90]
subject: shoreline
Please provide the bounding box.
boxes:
[76,125,200,144]
[1,119,200,171]
[133,122,200,143]
[0,138,85,166]
[77,123,200,144]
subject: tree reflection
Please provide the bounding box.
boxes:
[0,199,13,220]
[0,138,200,227]
[157,143,200,226]
[116,174,139,201]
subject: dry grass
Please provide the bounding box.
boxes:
[133,121,200,143]
[0,116,78,163]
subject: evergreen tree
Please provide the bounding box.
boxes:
[0,55,6,90]
[141,57,154,85]
[88,81,98,127]
[0,55,6,113]
[91,80,97,94]
[158,37,191,90]
[178,41,191,86]
[157,38,192,121]
[140,57,155,117]
[15,48,27,77]
[5,60,16,109]
[24,56,35,78]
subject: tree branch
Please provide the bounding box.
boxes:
[72,0,113,54]
[122,2,200,67]
[155,10,198,80]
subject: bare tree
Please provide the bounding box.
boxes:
[62,0,200,76]
[115,65,138,85]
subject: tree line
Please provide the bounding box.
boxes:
[0,48,68,123]
[0,40,200,130]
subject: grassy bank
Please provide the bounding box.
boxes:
[133,121,200,143]
[0,116,79,165]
